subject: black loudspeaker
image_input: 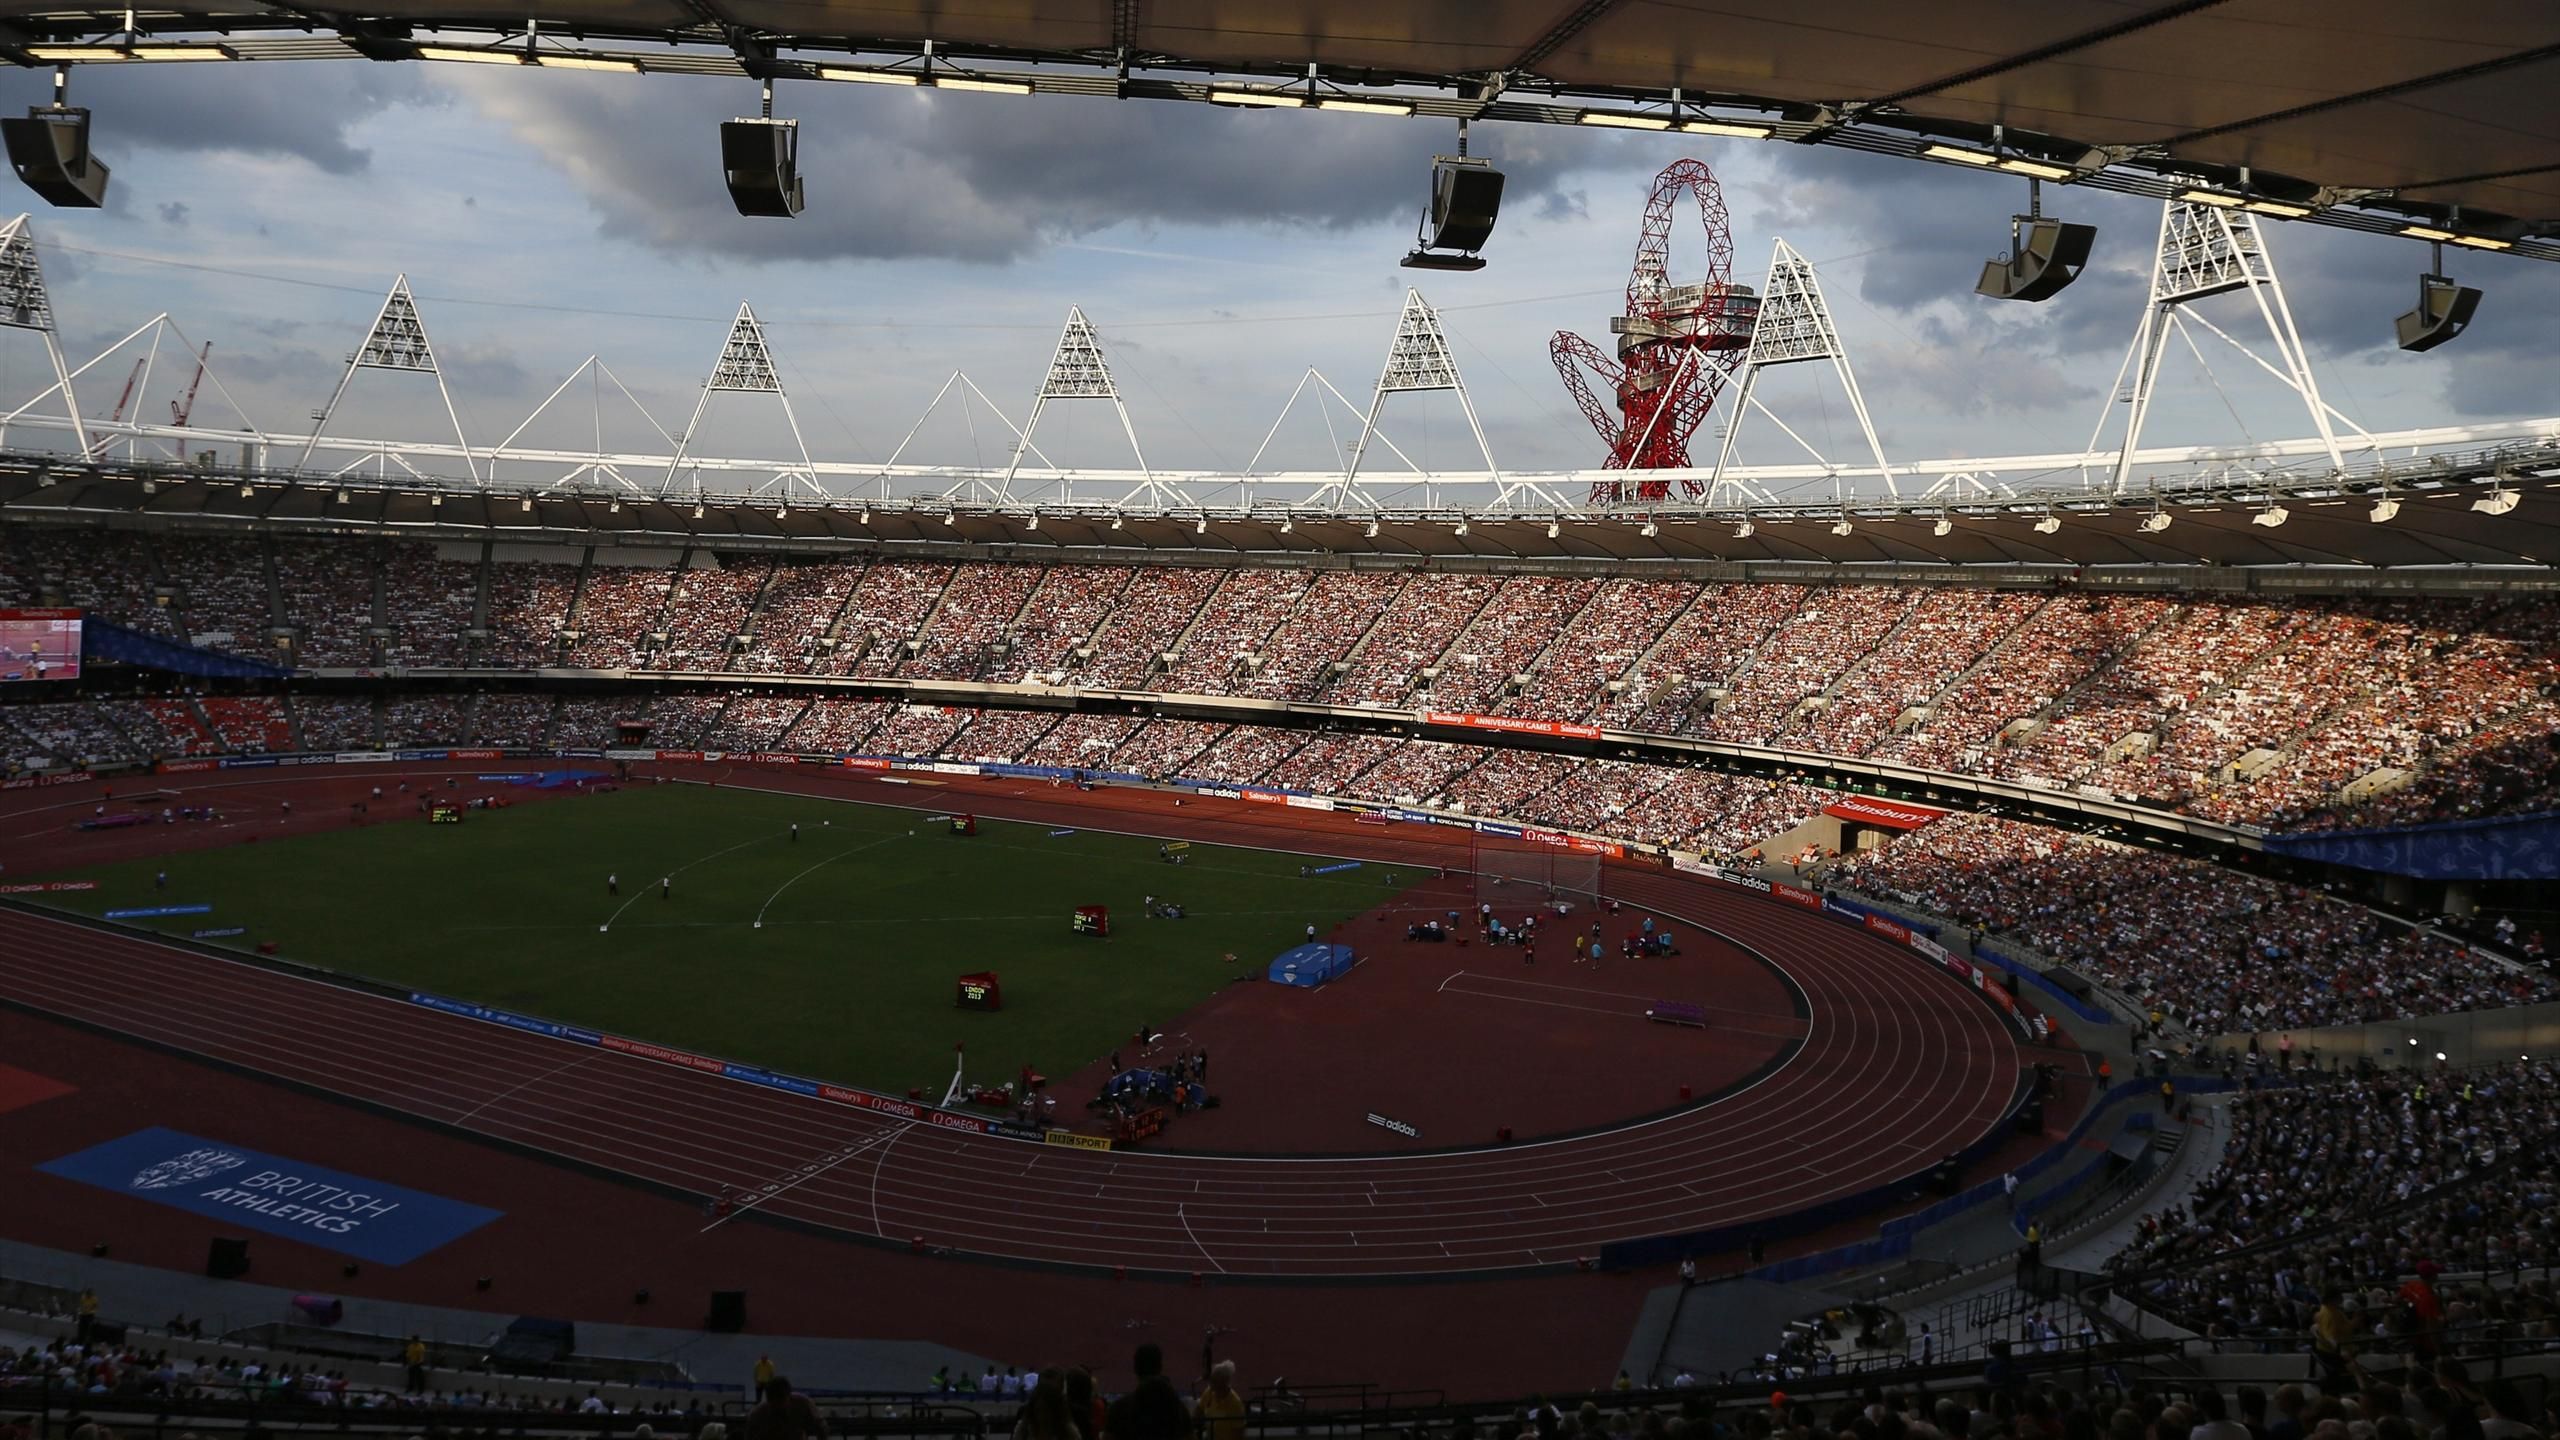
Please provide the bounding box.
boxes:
[1428,160,1505,252]
[2395,275,2482,353]
[2015,1098,2047,1134]
[2,107,110,209]
[705,1289,747,1333]
[1976,217,2096,302]
[206,1236,250,1279]
[719,119,804,218]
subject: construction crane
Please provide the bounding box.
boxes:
[84,357,145,458]
[1551,158,1761,505]
[169,341,210,427]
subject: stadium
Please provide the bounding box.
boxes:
[0,4,2557,1440]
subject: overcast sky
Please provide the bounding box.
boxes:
[2,62,2555,496]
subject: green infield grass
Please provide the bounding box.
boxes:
[51,782,1399,1095]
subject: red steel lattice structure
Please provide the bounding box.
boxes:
[1551,158,1760,504]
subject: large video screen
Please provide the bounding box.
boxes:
[0,609,81,683]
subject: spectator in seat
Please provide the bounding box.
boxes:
[1013,1370,1081,1440]
[746,1377,823,1440]
[1197,1361,1246,1440]
[1104,1345,1188,1440]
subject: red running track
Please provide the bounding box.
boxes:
[0,772,2022,1279]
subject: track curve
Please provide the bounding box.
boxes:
[0,773,2021,1278]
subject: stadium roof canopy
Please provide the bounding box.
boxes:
[4,0,2559,259]
[9,453,2557,575]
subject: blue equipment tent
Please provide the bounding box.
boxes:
[1267,943,1356,988]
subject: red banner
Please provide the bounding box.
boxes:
[0,607,79,620]
[1863,912,1912,945]
[1821,796,1949,830]
[153,760,220,775]
[654,750,705,763]
[842,757,891,771]
[1772,882,1825,911]
[1421,711,1604,741]
[750,753,800,766]
[0,879,98,894]
[599,1033,725,1075]
[1240,789,1288,805]
[446,749,503,761]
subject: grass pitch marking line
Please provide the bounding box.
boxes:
[703,1123,905,1234]
[754,833,903,930]
[1178,1202,1225,1274]
[598,828,786,933]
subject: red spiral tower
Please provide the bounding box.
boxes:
[1551,158,1760,505]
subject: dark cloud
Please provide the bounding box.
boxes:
[455,72,1639,265]
[156,201,189,227]
[0,62,435,175]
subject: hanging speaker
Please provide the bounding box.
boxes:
[1976,217,2095,302]
[2395,274,2481,353]
[719,119,804,218]
[3,107,109,209]
[1403,156,1503,271]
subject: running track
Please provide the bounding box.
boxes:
[0,770,2021,1279]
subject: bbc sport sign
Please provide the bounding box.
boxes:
[39,1127,502,1265]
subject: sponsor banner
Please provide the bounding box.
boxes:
[1305,861,1362,877]
[0,607,79,620]
[475,774,535,783]
[392,750,444,763]
[1420,711,1605,742]
[1672,857,1716,877]
[1474,820,1525,839]
[1523,826,1572,848]
[105,904,212,919]
[447,749,503,761]
[1365,1112,1419,1138]
[1240,789,1288,805]
[0,879,99,894]
[604,749,657,762]
[556,748,606,760]
[749,753,800,766]
[38,1126,501,1265]
[220,756,281,770]
[843,757,892,771]
[3,770,98,789]
[927,762,980,777]
[335,751,395,764]
[599,1032,726,1075]
[1284,794,1334,812]
[927,1110,987,1134]
[155,760,219,775]
[1863,912,1912,945]
[1723,870,1774,893]
[1044,1130,1114,1152]
[1911,934,1950,963]
[1567,836,1626,858]
[191,926,248,939]
[1771,882,1824,911]
[655,750,705,763]
[1049,828,1077,838]
[1821,796,1950,831]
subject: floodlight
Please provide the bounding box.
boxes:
[821,67,921,86]
[936,76,1033,95]
[1577,111,1672,131]
[1316,97,1416,116]
[1210,88,1303,108]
